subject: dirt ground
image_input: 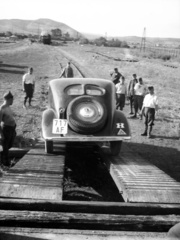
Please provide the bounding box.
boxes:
[0,39,179,183]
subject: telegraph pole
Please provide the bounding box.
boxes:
[140,27,146,52]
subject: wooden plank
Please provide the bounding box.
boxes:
[0,210,179,232]
[101,149,180,203]
[0,184,62,199]
[0,147,65,200]
[0,198,180,215]
[0,227,167,240]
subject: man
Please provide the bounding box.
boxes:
[22,67,35,108]
[131,77,147,119]
[127,74,138,114]
[115,76,127,110]
[60,62,74,78]
[110,68,122,85]
[141,86,158,138]
[0,91,16,169]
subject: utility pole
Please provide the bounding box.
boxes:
[140,27,146,52]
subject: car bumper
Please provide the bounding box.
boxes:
[43,136,131,142]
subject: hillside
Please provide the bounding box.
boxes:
[0,18,179,47]
[0,18,82,38]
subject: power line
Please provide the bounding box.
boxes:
[140,27,146,52]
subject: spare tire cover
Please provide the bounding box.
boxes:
[67,96,107,134]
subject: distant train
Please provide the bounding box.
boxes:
[40,33,51,45]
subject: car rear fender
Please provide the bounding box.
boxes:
[42,108,58,139]
[111,110,131,137]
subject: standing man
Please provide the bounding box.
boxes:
[60,62,74,78]
[127,73,138,115]
[115,76,127,111]
[131,78,147,119]
[0,91,16,169]
[141,86,158,138]
[22,67,35,108]
[110,68,122,85]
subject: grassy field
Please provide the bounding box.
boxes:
[0,40,180,181]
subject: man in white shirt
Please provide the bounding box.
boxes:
[131,78,147,119]
[141,86,158,138]
[115,76,126,110]
[22,67,35,108]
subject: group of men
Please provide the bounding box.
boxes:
[110,68,158,138]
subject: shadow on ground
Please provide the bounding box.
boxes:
[0,63,28,68]
[0,63,28,74]
[0,69,25,74]
[0,233,44,240]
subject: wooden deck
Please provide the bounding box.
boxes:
[0,143,65,200]
[101,145,180,203]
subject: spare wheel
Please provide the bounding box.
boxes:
[67,96,107,134]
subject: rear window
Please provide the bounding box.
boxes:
[85,85,106,96]
[65,84,106,96]
[65,84,84,95]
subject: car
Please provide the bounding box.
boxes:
[41,78,131,155]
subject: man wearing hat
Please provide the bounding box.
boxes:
[0,91,16,168]
[141,86,158,138]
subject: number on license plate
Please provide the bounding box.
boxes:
[52,119,68,134]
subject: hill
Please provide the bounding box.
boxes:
[83,33,180,47]
[0,18,82,38]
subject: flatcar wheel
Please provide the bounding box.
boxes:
[45,140,53,153]
[110,141,122,156]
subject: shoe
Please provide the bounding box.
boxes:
[129,112,134,115]
[23,104,26,109]
[130,115,137,118]
[141,132,147,136]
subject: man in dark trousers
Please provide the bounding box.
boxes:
[60,62,74,78]
[22,67,35,108]
[110,68,122,85]
[0,91,16,169]
[141,86,158,138]
[127,73,138,114]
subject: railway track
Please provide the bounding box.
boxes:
[0,51,180,239]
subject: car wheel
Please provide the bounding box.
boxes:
[110,141,122,156]
[67,96,107,134]
[45,140,53,153]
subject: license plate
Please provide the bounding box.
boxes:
[52,119,68,134]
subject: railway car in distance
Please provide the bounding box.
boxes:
[42,78,131,155]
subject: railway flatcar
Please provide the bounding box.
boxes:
[41,78,131,155]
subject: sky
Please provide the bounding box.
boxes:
[1,0,180,38]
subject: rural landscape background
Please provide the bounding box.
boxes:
[0,17,180,185]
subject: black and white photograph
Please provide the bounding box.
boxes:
[0,0,180,239]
